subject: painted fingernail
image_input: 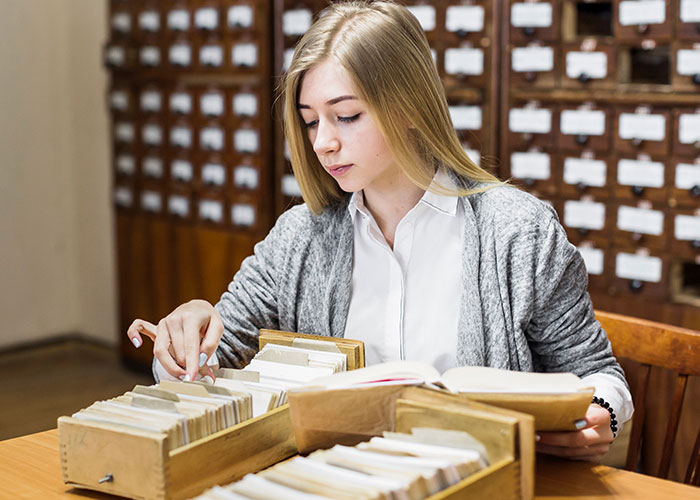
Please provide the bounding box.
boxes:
[183,374,191,382]
[178,375,186,381]
[202,375,214,384]
[575,419,587,429]
[199,352,208,367]
[131,337,141,348]
[535,434,541,442]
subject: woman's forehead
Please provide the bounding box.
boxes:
[298,60,359,106]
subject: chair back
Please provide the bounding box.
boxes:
[596,310,700,485]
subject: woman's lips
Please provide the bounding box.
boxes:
[327,164,353,177]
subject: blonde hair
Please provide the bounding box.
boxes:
[283,0,502,215]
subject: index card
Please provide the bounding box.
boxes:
[168,195,189,217]
[282,174,302,197]
[617,205,664,235]
[140,90,161,112]
[510,151,550,180]
[171,159,193,182]
[111,13,131,33]
[233,93,258,116]
[169,43,192,66]
[619,0,665,26]
[201,93,224,116]
[445,6,484,33]
[200,45,224,67]
[509,107,552,134]
[140,46,160,66]
[170,126,192,148]
[234,129,259,153]
[449,106,482,130]
[143,157,164,178]
[110,90,129,111]
[564,200,606,230]
[577,246,604,275]
[618,113,666,141]
[615,252,662,282]
[617,158,665,188]
[675,214,700,240]
[512,46,554,72]
[114,187,133,207]
[170,92,192,114]
[142,124,163,145]
[563,157,607,187]
[116,154,135,176]
[141,191,162,212]
[681,0,700,22]
[194,8,219,30]
[677,49,700,76]
[232,43,258,67]
[202,163,226,186]
[283,48,295,71]
[199,200,224,222]
[407,5,436,31]
[167,9,189,31]
[444,47,484,75]
[201,127,225,151]
[105,46,126,66]
[566,52,608,79]
[234,166,259,189]
[560,109,606,135]
[675,163,700,189]
[283,9,312,35]
[232,204,256,226]
[228,5,254,28]
[511,2,553,27]
[115,122,134,142]
[139,10,160,32]
[464,147,481,166]
[679,113,700,144]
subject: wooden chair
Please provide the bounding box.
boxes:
[596,310,700,485]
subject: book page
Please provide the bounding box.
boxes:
[440,366,593,394]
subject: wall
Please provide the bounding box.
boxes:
[0,0,116,348]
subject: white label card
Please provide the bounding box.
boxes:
[617,159,665,188]
[283,48,294,71]
[510,151,551,180]
[563,157,607,187]
[578,247,604,275]
[234,129,259,153]
[566,52,608,79]
[201,127,224,151]
[679,114,700,144]
[618,113,666,141]
[172,160,193,182]
[201,93,224,116]
[232,204,256,226]
[112,13,131,33]
[202,163,226,185]
[228,6,254,28]
[282,174,302,197]
[140,46,160,66]
[676,163,700,189]
[677,49,700,76]
[619,1,666,26]
[444,48,484,75]
[283,9,312,35]
[616,253,662,282]
[169,44,192,66]
[106,46,125,66]
[143,157,163,178]
[168,195,189,217]
[110,91,129,111]
[464,148,481,166]
[170,126,192,148]
[116,155,135,175]
[140,91,162,112]
[675,214,700,240]
[233,93,258,116]
[407,5,436,31]
[232,43,257,67]
[199,200,223,222]
[200,45,223,67]
[234,166,259,189]
[168,9,189,31]
[170,92,192,114]
[512,46,554,72]
[114,187,133,207]
[561,109,606,136]
[194,8,219,30]
[141,191,162,212]
[681,0,700,22]
[617,205,664,235]
[445,6,484,33]
[139,11,160,32]
[115,122,134,142]
[449,106,482,130]
[564,200,606,230]
[511,3,553,28]
[142,124,162,145]
[509,108,552,134]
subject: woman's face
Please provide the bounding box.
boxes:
[298,59,400,194]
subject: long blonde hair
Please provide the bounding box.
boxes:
[283,0,502,215]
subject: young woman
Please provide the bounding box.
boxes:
[128,0,632,461]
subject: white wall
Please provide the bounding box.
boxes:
[0,0,116,348]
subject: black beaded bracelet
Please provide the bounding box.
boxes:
[592,396,618,437]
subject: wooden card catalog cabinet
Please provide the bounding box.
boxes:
[169,87,194,116]
[558,103,610,152]
[199,122,227,153]
[670,208,700,260]
[231,196,259,230]
[614,0,671,41]
[110,7,132,38]
[615,105,670,156]
[672,43,700,91]
[139,185,165,216]
[104,42,133,70]
[141,120,164,148]
[197,36,226,70]
[109,85,134,115]
[114,120,136,146]
[614,201,669,251]
[508,101,558,150]
[193,2,220,33]
[115,151,137,178]
[443,44,488,88]
[229,39,259,72]
[508,149,556,196]
[559,153,612,199]
[671,158,700,207]
[233,164,260,191]
[168,38,193,69]
[405,3,438,41]
[576,243,610,292]
[198,193,227,225]
[169,120,194,149]
[165,2,192,35]
[114,183,136,212]
[673,108,700,156]
[562,197,611,246]
[198,88,226,120]
[509,0,558,43]
[167,186,193,221]
[611,248,669,297]
[135,2,161,40]
[224,1,259,33]
[561,40,616,89]
[139,43,162,69]
[230,88,262,131]
[142,154,165,181]
[510,43,559,87]
[199,155,229,189]
[170,155,195,185]
[443,1,489,45]
[677,0,700,40]
[449,102,485,152]
[140,87,164,116]
[613,155,669,202]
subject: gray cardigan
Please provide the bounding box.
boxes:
[214,182,626,385]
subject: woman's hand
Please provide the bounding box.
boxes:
[535,404,614,462]
[127,299,224,381]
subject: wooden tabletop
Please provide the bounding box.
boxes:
[2,430,699,499]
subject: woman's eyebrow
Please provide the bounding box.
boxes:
[297,95,358,109]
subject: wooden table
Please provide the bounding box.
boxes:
[2,430,699,499]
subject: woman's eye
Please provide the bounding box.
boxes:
[338,113,361,123]
[303,120,318,129]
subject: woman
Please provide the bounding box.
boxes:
[128,0,632,461]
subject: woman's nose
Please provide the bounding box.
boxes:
[312,119,340,155]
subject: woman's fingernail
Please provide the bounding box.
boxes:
[535,434,541,442]
[183,374,191,382]
[178,375,186,381]
[575,419,587,429]
[199,352,208,367]
[202,375,214,384]
[132,337,141,348]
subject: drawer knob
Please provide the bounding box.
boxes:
[523,177,536,187]
[632,185,645,196]
[577,227,589,236]
[629,280,644,292]
[637,24,649,35]
[576,182,588,192]
[696,23,700,33]
[692,240,700,249]
[578,73,591,84]
[456,29,468,38]
[690,185,700,197]
[522,26,536,37]
[631,138,643,147]
[632,232,643,241]
[692,74,700,85]
[575,134,589,145]
[525,71,537,82]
